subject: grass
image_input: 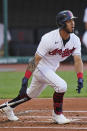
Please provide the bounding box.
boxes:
[0,70,87,99]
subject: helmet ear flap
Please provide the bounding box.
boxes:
[56,13,66,28]
[56,17,66,28]
[60,22,66,28]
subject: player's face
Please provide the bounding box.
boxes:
[65,19,75,33]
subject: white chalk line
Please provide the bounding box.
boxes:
[0,116,87,130]
[1,109,87,120]
[1,127,87,130]
[0,109,87,130]
[1,115,87,119]
[1,110,87,122]
[1,109,87,115]
[0,115,76,118]
[17,120,87,124]
[16,109,87,115]
[18,118,82,123]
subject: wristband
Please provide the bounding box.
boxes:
[77,72,83,79]
[25,70,32,79]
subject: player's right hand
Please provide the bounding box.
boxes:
[76,78,83,93]
[19,77,28,97]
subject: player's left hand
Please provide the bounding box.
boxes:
[76,78,83,93]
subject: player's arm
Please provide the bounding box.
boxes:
[74,55,83,73]
[73,55,83,93]
[19,35,48,97]
[19,53,42,97]
[26,53,42,73]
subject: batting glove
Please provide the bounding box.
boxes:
[19,77,28,97]
[76,78,83,93]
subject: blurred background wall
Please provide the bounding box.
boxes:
[0,0,87,59]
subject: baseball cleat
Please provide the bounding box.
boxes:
[1,103,19,121]
[52,111,71,124]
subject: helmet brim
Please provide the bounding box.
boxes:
[71,16,78,19]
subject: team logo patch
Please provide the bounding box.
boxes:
[49,47,75,57]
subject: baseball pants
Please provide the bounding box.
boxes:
[27,67,67,98]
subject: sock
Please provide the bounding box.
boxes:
[53,92,64,115]
[8,95,31,108]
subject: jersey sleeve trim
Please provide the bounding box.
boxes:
[72,53,81,56]
[36,51,44,57]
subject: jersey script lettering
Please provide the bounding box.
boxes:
[49,47,75,57]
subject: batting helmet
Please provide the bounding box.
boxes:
[56,10,77,28]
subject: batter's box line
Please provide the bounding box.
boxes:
[16,109,87,115]
[1,115,87,120]
[18,118,81,123]
[0,115,87,118]
[1,126,87,130]
[15,119,87,124]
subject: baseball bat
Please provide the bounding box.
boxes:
[0,97,28,109]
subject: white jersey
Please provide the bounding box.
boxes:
[36,29,81,71]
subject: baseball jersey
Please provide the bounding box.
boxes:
[36,29,81,71]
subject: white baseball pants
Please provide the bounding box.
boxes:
[27,67,67,98]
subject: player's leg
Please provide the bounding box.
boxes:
[0,91,31,121]
[0,69,47,121]
[8,68,47,107]
[38,68,70,124]
[27,76,47,98]
[7,94,31,108]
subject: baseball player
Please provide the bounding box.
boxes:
[0,10,83,124]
